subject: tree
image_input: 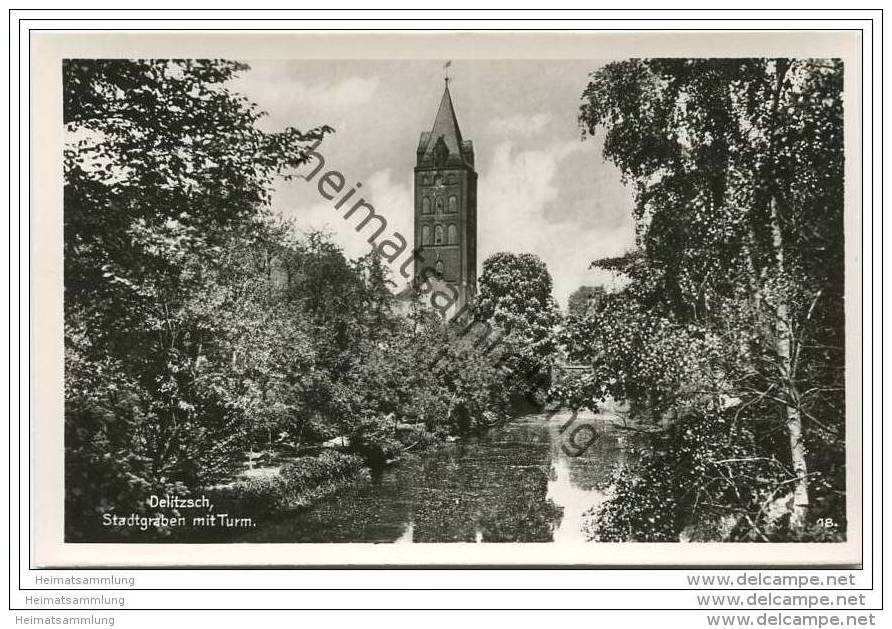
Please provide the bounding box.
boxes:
[574,58,844,537]
[476,253,561,404]
[64,59,332,538]
[64,59,522,542]
[567,285,606,318]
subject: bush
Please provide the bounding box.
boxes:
[278,451,367,505]
[591,409,797,542]
[208,451,368,520]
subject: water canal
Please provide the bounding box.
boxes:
[241,409,627,543]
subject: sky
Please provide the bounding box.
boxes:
[231,59,636,309]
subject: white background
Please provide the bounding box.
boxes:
[4,7,884,627]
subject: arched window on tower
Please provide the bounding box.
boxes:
[436,197,444,214]
[447,224,457,245]
[422,197,431,214]
[434,224,444,245]
[435,260,445,277]
[448,196,457,213]
[422,224,431,246]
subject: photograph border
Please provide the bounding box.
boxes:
[12,12,880,609]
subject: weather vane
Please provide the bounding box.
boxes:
[443,60,452,86]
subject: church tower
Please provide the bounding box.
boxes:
[414,80,478,314]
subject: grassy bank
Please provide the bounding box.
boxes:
[207,450,370,515]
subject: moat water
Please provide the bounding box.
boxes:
[240,410,627,543]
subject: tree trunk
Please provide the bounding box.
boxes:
[757,60,809,528]
[769,196,809,527]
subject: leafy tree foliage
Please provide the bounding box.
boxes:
[476,253,561,405]
[566,285,606,318]
[64,60,509,541]
[568,58,845,540]
[64,59,334,538]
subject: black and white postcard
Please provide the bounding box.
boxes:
[29,30,863,566]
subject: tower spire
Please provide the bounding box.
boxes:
[412,66,477,317]
[426,77,464,158]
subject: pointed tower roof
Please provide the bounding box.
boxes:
[429,83,463,155]
[417,81,474,168]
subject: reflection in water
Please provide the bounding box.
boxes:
[395,521,414,544]
[547,457,601,543]
[238,411,624,543]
